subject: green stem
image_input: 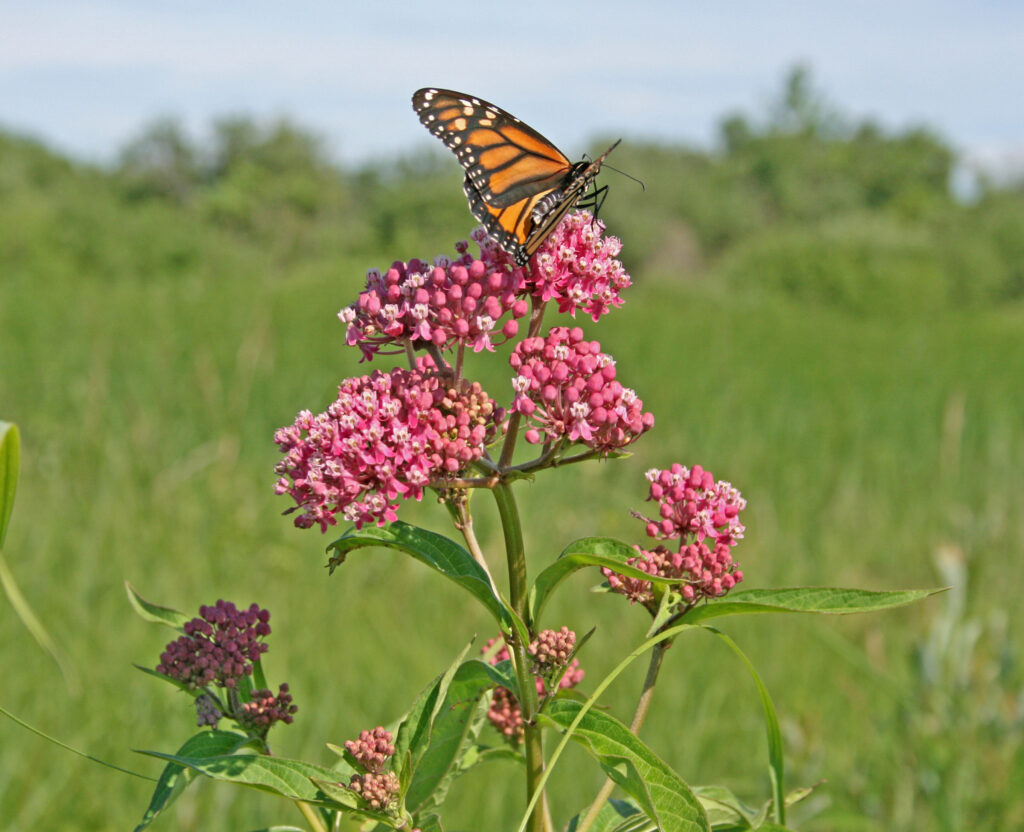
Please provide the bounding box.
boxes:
[492,482,548,832]
[575,641,669,832]
[294,799,327,832]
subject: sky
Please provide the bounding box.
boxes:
[2,0,1023,175]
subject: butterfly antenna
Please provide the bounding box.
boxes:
[603,164,645,192]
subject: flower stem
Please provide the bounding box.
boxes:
[575,640,669,832]
[492,482,550,832]
[455,500,500,598]
[294,799,327,832]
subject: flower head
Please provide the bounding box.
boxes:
[603,465,747,609]
[274,360,503,530]
[157,600,271,690]
[528,211,631,321]
[510,326,654,453]
[349,771,401,811]
[341,239,528,361]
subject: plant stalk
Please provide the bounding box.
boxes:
[492,482,551,832]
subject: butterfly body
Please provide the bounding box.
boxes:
[412,88,619,265]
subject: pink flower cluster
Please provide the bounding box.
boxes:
[349,771,401,811]
[482,633,584,744]
[340,244,528,361]
[157,601,271,690]
[528,626,577,675]
[641,463,747,545]
[603,464,747,608]
[238,685,297,733]
[510,327,654,453]
[274,361,503,530]
[345,727,395,773]
[528,211,631,321]
[345,726,399,811]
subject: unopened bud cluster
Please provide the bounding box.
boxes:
[482,632,584,744]
[157,600,271,689]
[528,626,576,675]
[345,726,400,811]
[511,327,654,453]
[238,685,297,732]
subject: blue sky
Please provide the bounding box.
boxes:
[2,1,1022,173]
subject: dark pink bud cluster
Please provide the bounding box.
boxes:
[528,626,576,675]
[238,684,297,732]
[528,211,631,321]
[340,244,529,360]
[194,693,222,727]
[345,727,395,773]
[510,327,654,453]
[274,361,503,530]
[348,771,401,811]
[603,464,747,608]
[157,600,271,690]
[481,633,585,745]
[641,464,747,545]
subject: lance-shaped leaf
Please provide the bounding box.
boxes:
[394,641,473,783]
[691,785,757,830]
[539,700,709,832]
[529,537,679,625]
[0,421,18,549]
[685,586,942,625]
[405,659,508,813]
[126,582,192,629]
[134,749,346,808]
[134,730,252,831]
[327,522,511,629]
[703,629,785,826]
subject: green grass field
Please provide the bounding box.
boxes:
[3,244,1023,830]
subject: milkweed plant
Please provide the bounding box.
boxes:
[107,210,938,832]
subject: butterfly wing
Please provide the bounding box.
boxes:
[412,88,574,209]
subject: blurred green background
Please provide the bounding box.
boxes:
[2,69,1023,830]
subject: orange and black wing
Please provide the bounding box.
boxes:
[412,88,574,208]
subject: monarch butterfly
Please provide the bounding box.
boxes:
[412,88,620,266]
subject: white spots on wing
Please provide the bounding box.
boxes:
[452,136,462,145]
[479,118,492,127]
[453,117,467,130]
[484,109,497,119]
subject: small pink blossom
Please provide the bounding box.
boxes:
[274,360,503,531]
[510,326,654,453]
[528,626,577,675]
[528,211,631,321]
[341,239,528,361]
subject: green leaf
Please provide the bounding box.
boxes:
[539,700,709,832]
[566,798,651,832]
[134,731,251,831]
[126,582,192,629]
[416,814,445,832]
[405,660,500,813]
[529,537,679,625]
[135,748,345,806]
[0,421,78,689]
[704,629,785,826]
[394,641,473,786]
[686,586,943,625]
[327,522,511,629]
[0,421,19,549]
[691,785,756,829]
[133,664,201,697]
